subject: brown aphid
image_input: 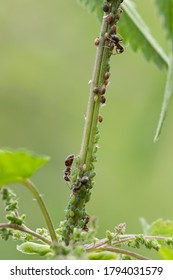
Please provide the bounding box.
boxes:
[110,24,117,34]
[93,87,99,94]
[65,154,74,167]
[115,13,120,20]
[98,115,103,123]
[104,79,109,86]
[104,72,111,80]
[104,32,110,41]
[99,85,106,95]
[94,37,100,46]
[106,15,114,24]
[101,95,106,104]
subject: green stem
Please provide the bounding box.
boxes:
[88,245,150,260]
[84,234,171,250]
[63,0,123,244]
[21,179,58,246]
[79,16,108,167]
[0,223,51,245]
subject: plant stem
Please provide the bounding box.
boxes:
[21,179,58,246]
[84,233,171,250]
[89,245,150,260]
[63,0,123,245]
[0,223,51,245]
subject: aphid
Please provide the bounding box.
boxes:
[98,115,103,123]
[93,87,99,94]
[81,176,89,185]
[104,72,111,80]
[102,4,109,13]
[94,37,100,46]
[65,154,74,167]
[105,15,114,24]
[115,13,120,20]
[99,85,106,95]
[110,24,117,34]
[100,95,106,104]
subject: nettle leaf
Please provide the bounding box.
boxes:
[76,0,104,21]
[154,0,173,40]
[119,0,169,69]
[0,149,50,187]
[159,247,173,260]
[154,53,173,141]
[147,219,173,237]
[17,242,53,256]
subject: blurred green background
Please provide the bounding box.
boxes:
[0,0,172,259]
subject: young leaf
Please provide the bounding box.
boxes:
[154,0,173,41]
[147,219,173,237]
[154,53,173,141]
[0,149,50,187]
[17,242,52,256]
[119,0,169,69]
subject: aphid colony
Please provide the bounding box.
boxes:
[95,0,124,54]
[93,0,124,120]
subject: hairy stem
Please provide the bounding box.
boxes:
[0,223,51,245]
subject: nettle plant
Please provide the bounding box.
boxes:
[0,0,173,260]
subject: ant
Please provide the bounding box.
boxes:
[104,33,124,54]
[63,154,74,183]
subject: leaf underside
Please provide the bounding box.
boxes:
[0,149,50,187]
[119,0,168,70]
[154,0,173,40]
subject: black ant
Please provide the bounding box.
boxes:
[105,33,124,54]
[109,34,124,54]
[63,154,74,183]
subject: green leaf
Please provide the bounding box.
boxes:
[154,53,173,141]
[0,149,50,187]
[119,0,169,69]
[147,219,173,237]
[17,242,52,256]
[154,0,173,41]
[76,0,104,21]
[159,247,173,260]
